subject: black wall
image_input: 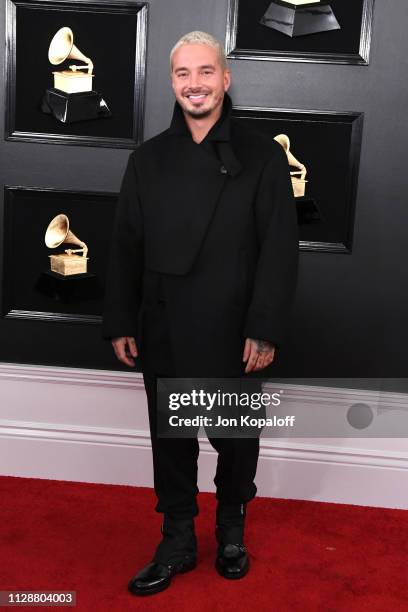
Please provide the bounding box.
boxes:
[0,0,407,388]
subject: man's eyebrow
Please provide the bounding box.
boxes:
[174,64,216,72]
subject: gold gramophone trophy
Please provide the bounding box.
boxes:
[45,214,89,276]
[274,133,307,198]
[260,0,340,37]
[40,27,111,123]
[274,134,321,224]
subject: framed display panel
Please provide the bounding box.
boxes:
[5,0,148,148]
[2,186,118,324]
[232,107,363,252]
[226,0,375,64]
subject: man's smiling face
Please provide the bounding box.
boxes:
[171,43,231,119]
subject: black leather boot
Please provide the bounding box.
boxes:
[215,502,249,579]
[128,515,197,596]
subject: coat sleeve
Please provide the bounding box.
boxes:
[101,152,144,341]
[243,142,299,348]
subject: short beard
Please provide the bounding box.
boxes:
[184,107,213,119]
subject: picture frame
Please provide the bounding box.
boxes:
[232,106,364,253]
[226,0,375,65]
[5,0,148,148]
[2,186,118,324]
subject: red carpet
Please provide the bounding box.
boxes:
[1,475,407,611]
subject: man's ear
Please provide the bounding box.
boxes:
[224,70,231,92]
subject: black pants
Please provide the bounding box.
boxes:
[140,298,261,520]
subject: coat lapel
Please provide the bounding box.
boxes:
[143,94,243,275]
[144,134,228,275]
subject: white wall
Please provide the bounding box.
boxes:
[1,362,407,509]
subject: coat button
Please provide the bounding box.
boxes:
[220,165,228,174]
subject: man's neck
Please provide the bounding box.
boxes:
[183,102,223,144]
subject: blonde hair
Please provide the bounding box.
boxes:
[170,31,228,71]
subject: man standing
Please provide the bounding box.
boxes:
[102,31,299,595]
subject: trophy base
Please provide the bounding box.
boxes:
[41,88,112,124]
[34,271,102,304]
[53,70,94,94]
[260,1,341,37]
[295,198,322,224]
[49,254,88,276]
[292,177,307,198]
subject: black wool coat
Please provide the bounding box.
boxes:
[102,93,299,377]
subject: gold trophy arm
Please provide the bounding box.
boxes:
[69,59,94,74]
[287,151,307,181]
[65,241,88,257]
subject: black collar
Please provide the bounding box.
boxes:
[168,93,242,177]
[168,92,232,142]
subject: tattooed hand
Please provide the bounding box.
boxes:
[242,338,276,373]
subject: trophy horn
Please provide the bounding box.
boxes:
[45,214,88,257]
[274,133,307,197]
[48,27,93,74]
[274,133,290,153]
[274,133,307,180]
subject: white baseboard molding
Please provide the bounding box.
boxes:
[0,362,407,509]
